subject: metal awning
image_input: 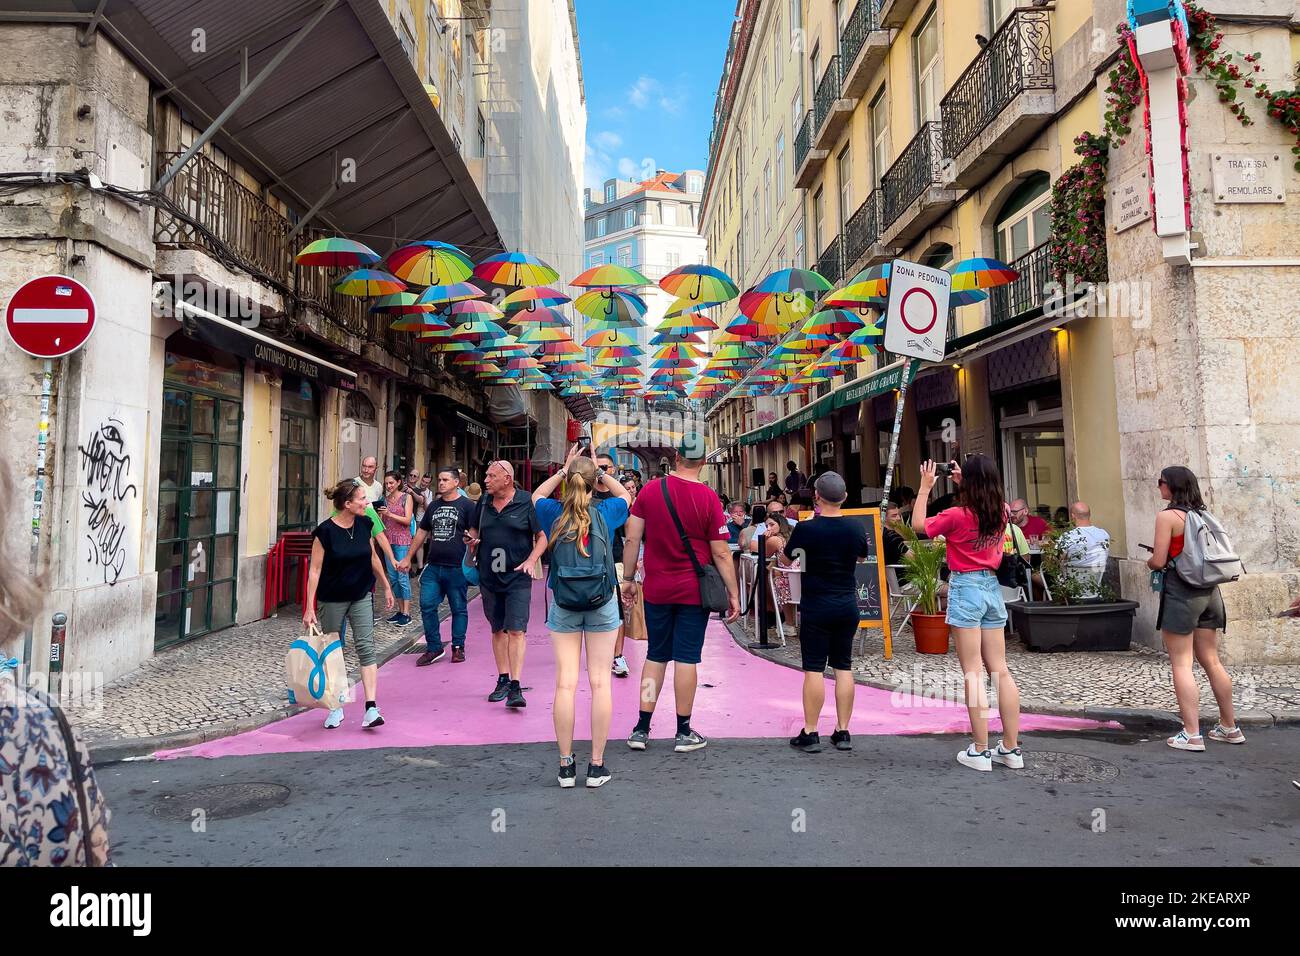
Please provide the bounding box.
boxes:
[21,0,504,256]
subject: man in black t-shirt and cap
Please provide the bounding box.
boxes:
[464,459,546,707]
[402,467,477,665]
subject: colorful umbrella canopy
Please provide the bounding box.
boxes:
[333,269,405,297]
[573,289,647,323]
[571,264,651,288]
[738,287,816,325]
[500,286,572,313]
[649,331,707,346]
[654,343,709,361]
[416,281,485,306]
[442,299,504,321]
[754,267,833,296]
[515,326,571,344]
[825,277,889,309]
[593,353,642,368]
[474,252,559,287]
[535,340,585,358]
[582,329,637,348]
[506,306,570,328]
[295,237,381,267]
[370,292,436,315]
[949,257,1018,292]
[451,319,509,343]
[389,312,451,332]
[949,288,990,308]
[386,241,474,285]
[846,322,885,343]
[802,308,868,336]
[657,313,718,334]
[663,297,726,319]
[659,264,738,302]
[419,331,477,350]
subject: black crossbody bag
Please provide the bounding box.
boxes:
[659,478,729,613]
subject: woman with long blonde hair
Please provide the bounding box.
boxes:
[532,445,631,788]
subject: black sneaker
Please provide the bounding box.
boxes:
[790,729,822,753]
[830,730,852,751]
[505,683,527,708]
[557,757,577,789]
[585,763,612,788]
[488,676,510,702]
[673,729,708,753]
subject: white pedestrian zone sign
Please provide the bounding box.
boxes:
[883,258,952,363]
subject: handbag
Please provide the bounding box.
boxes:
[285,622,351,710]
[659,478,729,613]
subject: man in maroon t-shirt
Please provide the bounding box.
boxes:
[620,434,739,754]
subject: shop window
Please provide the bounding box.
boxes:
[993,172,1051,263]
[278,376,319,534]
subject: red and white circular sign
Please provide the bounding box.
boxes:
[899,286,939,335]
[5,274,98,358]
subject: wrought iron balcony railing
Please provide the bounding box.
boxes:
[813,55,842,134]
[881,121,944,228]
[839,0,881,69]
[794,109,814,171]
[940,8,1054,159]
[816,236,844,286]
[988,241,1052,326]
[843,190,883,270]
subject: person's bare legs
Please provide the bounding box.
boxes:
[551,631,581,759]
[673,661,698,718]
[359,664,377,703]
[491,630,509,675]
[1192,628,1235,728]
[583,630,618,763]
[508,630,526,681]
[981,627,1019,749]
[833,669,855,732]
[1163,631,1200,735]
[952,626,989,749]
[801,670,824,732]
[639,659,668,716]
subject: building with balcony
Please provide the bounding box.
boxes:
[582,170,707,384]
[701,0,1300,663]
[0,0,585,681]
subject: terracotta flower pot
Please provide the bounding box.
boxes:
[910,611,950,655]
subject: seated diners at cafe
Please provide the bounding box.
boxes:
[726,502,750,545]
[1009,499,1051,542]
[1057,501,1110,597]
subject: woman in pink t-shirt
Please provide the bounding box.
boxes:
[911,455,1023,774]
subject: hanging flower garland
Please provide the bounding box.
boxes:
[1103,25,1143,147]
[1049,132,1109,286]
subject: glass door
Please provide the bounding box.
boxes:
[156,378,242,649]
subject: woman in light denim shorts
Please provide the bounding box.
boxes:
[913,456,1024,774]
[532,447,631,789]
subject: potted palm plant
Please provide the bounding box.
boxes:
[897,524,949,654]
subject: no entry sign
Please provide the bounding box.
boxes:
[883,259,951,363]
[5,274,97,358]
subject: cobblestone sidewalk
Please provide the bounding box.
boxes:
[67,578,464,752]
[736,619,1300,726]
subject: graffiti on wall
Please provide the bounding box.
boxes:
[78,417,138,586]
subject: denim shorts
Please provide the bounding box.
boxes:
[644,602,709,665]
[946,570,1008,629]
[545,593,620,633]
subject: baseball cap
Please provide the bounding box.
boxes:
[814,471,848,503]
[676,432,708,461]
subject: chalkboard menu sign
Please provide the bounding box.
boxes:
[797,507,894,658]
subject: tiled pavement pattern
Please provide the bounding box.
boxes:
[67,578,472,745]
[740,620,1300,723]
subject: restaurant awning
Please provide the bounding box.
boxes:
[35,0,504,255]
[738,361,908,446]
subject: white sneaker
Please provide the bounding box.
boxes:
[1167,729,1205,751]
[957,743,993,772]
[1207,723,1246,745]
[993,740,1024,769]
[612,656,629,677]
[362,706,385,729]
[323,708,344,729]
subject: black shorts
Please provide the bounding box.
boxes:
[799,607,860,672]
[480,584,532,633]
[644,602,709,665]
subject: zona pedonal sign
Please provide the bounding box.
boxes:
[4,274,98,359]
[883,258,951,363]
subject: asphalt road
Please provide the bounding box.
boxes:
[98,728,1300,866]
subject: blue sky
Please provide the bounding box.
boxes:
[574,0,737,192]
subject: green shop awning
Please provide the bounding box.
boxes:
[738,361,908,446]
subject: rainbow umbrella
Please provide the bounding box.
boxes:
[333,269,405,297]
[573,289,647,323]
[657,313,718,334]
[949,288,989,308]
[582,329,637,348]
[571,264,651,288]
[654,343,709,361]
[441,299,504,321]
[725,317,785,341]
[949,257,1018,292]
[420,331,477,350]
[515,326,571,344]
[386,241,474,285]
[389,312,451,332]
[802,308,868,336]
[664,297,726,319]
[416,281,485,306]
[535,340,585,358]
[451,319,509,343]
[593,354,642,368]
[738,287,816,325]
[501,286,572,314]
[467,362,503,375]
[474,252,559,287]
[507,307,570,328]
[659,264,738,302]
[649,331,707,346]
[295,237,381,267]
[754,267,833,296]
[370,291,436,315]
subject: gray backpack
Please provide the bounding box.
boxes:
[1172,508,1243,588]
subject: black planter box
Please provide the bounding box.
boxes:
[1007,600,1140,652]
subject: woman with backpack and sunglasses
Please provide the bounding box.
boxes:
[532,444,631,788]
[1148,466,1244,751]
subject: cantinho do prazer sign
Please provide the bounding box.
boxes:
[182,309,356,390]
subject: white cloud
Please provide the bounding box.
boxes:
[601,105,626,120]
[585,142,613,192]
[594,130,622,151]
[616,157,639,178]
[627,75,660,109]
